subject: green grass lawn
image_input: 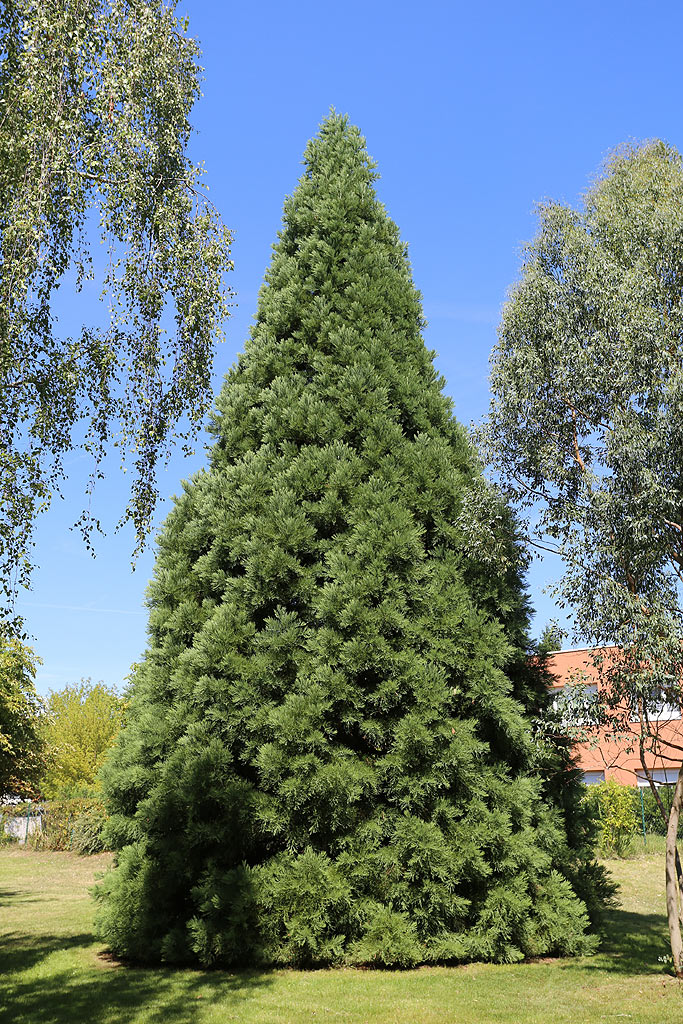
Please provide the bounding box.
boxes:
[0,840,681,1024]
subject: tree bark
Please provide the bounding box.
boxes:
[665,765,683,976]
[640,752,683,921]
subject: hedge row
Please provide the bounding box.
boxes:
[0,799,108,854]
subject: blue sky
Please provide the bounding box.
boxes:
[17,0,683,693]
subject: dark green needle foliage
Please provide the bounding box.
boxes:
[96,113,601,968]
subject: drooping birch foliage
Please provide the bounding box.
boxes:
[0,1,233,616]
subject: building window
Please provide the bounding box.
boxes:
[646,695,681,722]
[636,768,680,787]
[631,690,681,723]
[550,682,599,725]
[582,770,605,786]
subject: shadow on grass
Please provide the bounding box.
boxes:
[0,884,53,906]
[0,930,274,1024]
[0,931,96,977]
[567,908,671,977]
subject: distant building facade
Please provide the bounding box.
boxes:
[546,647,683,788]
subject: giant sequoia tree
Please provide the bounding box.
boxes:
[96,114,601,968]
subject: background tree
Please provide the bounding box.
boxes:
[537,619,566,656]
[0,0,233,622]
[40,679,124,798]
[95,113,605,969]
[0,634,45,797]
[483,140,683,974]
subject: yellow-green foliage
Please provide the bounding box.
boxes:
[585,780,637,857]
[40,682,124,799]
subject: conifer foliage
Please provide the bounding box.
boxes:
[96,114,598,967]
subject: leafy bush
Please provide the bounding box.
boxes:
[28,799,107,853]
[583,781,682,846]
[0,801,35,818]
[257,850,353,967]
[72,804,108,854]
[636,786,682,838]
[348,906,422,968]
[0,814,14,846]
[583,780,637,856]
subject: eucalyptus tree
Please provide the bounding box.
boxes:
[484,140,683,974]
[0,0,233,621]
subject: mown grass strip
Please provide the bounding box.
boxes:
[0,844,681,1024]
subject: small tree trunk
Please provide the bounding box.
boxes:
[641,756,683,924]
[665,765,683,976]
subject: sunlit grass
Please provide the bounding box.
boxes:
[0,843,681,1023]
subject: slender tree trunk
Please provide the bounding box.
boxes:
[665,765,683,976]
[640,752,683,922]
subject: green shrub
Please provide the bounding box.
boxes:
[638,786,682,837]
[0,801,35,818]
[28,799,107,852]
[583,782,682,845]
[584,780,637,857]
[72,804,108,854]
[256,849,353,967]
[348,907,422,968]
